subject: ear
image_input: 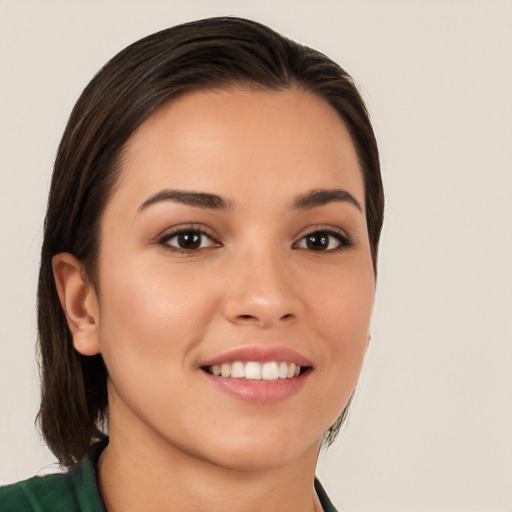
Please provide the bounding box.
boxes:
[52,253,100,356]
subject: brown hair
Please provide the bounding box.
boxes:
[37,16,384,466]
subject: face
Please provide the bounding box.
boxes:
[89,87,375,470]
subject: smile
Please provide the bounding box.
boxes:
[204,361,306,380]
[199,346,313,403]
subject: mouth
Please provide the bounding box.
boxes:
[202,361,312,380]
[199,347,313,403]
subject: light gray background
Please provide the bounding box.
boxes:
[1,1,511,510]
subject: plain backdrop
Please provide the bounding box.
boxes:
[1,1,511,510]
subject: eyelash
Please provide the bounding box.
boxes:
[157,225,353,254]
[293,226,353,253]
[158,225,221,254]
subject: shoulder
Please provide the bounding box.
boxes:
[0,471,76,512]
[0,441,107,512]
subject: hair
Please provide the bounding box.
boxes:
[37,16,384,466]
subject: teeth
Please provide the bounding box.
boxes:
[231,361,245,378]
[261,361,278,381]
[278,361,288,379]
[245,362,262,380]
[207,361,304,380]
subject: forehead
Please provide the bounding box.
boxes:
[114,87,365,210]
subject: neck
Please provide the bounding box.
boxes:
[98,408,323,512]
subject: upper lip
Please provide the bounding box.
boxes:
[200,346,313,368]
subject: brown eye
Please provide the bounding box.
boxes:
[176,232,202,250]
[161,230,219,251]
[295,230,351,252]
[304,232,330,251]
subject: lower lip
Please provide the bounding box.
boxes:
[202,370,310,404]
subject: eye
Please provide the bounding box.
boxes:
[294,229,352,252]
[159,228,220,252]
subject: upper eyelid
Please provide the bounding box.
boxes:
[157,223,220,242]
[293,224,351,241]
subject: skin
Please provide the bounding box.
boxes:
[53,87,375,511]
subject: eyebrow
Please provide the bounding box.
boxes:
[138,189,231,211]
[293,189,362,212]
[138,187,362,213]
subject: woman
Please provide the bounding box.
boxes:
[0,16,383,511]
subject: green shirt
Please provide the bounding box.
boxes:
[0,442,337,511]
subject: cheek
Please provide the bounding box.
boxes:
[94,262,222,432]
[96,261,219,369]
[310,262,374,383]
[314,257,374,331]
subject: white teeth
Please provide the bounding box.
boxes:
[262,361,278,381]
[245,362,262,380]
[207,361,304,380]
[231,361,245,378]
[221,363,231,377]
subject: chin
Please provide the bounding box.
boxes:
[195,428,322,472]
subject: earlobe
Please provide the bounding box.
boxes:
[52,253,101,356]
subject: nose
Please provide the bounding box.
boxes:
[221,248,305,329]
